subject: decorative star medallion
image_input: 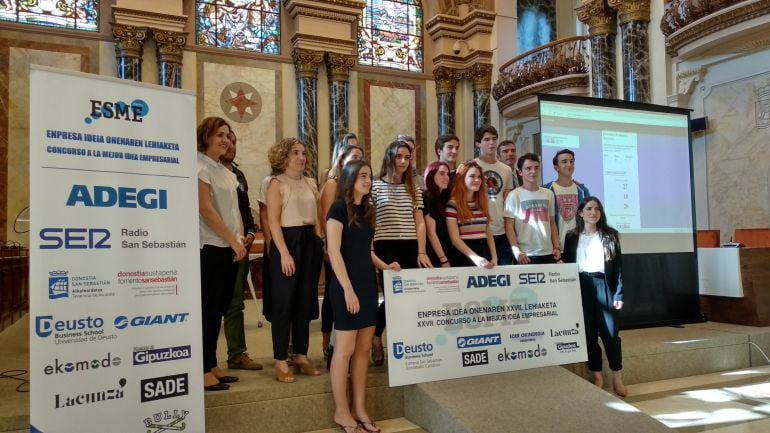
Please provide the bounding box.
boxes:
[220,82,262,123]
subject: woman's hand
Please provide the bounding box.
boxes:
[230,236,247,262]
[344,289,360,314]
[441,261,451,268]
[613,300,624,310]
[388,262,401,272]
[281,252,296,276]
[471,255,493,269]
[417,253,433,268]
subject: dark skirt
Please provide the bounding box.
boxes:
[449,238,491,267]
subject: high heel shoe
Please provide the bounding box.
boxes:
[275,364,295,383]
[204,382,230,391]
[215,375,239,384]
[294,360,321,376]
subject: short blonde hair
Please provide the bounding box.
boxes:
[268,138,309,173]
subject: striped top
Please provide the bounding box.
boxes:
[371,179,423,241]
[445,200,488,240]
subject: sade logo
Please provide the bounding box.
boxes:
[114,313,189,330]
[462,350,489,367]
[141,373,188,402]
[86,99,148,124]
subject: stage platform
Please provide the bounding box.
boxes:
[3,304,770,433]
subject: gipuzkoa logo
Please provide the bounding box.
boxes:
[141,373,189,402]
[35,315,104,338]
[114,313,189,330]
[143,409,189,433]
[498,344,548,362]
[55,378,126,409]
[392,341,434,360]
[392,276,403,294]
[86,99,148,124]
[48,270,69,299]
[550,323,580,337]
[44,352,121,375]
[556,342,580,351]
[457,333,502,349]
[461,350,489,367]
[134,345,191,365]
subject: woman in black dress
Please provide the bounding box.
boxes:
[562,196,626,397]
[423,161,452,268]
[327,160,398,433]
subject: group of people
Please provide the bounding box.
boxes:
[196,117,628,433]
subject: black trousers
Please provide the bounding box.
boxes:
[321,261,334,333]
[527,254,557,264]
[269,226,323,360]
[200,245,239,373]
[580,272,623,372]
[373,239,418,337]
[494,234,514,265]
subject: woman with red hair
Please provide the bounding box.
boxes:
[446,161,496,268]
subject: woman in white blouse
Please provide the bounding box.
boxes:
[562,196,626,397]
[197,117,247,391]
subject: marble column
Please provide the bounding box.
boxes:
[292,48,324,178]
[469,63,493,130]
[433,66,460,135]
[153,30,187,88]
[325,53,356,153]
[576,0,617,99]
[608,0,651,103]
[112,24,148,81]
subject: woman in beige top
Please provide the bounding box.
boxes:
[266,138,324,383]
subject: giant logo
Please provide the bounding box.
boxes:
[114,313,189,330]
[141,373,188,402]
[39,228,110,250]
[392,341,434,360]
[134,345,191,365]
[35,315,104,338]
[66,185,168,209]
[456,333,502,349]
[44,352,121,375]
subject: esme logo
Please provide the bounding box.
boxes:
[86,99,148,124]
[141,373,188,402]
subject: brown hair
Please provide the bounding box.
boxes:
[196,117,232,152]
[451,160,490,223]
[268,138,308,174]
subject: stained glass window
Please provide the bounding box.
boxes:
[0,0,99,32]
[358,0,422,72]
[196,0,280,54]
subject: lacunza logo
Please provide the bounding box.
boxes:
[143,409,189,433]
[55,378,126,409]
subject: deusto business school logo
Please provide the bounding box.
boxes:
[114,313,189,330]
[392,341,434,360]
[35,315,104,338]
[85,99,149,125]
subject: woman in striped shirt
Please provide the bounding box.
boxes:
[370,140,431,365]
[446,160,497,268]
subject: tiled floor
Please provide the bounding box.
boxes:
[626,366,770,432]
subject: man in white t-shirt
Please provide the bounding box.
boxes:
[473,125,514,265]
[504,153,561,264]
[542,148,591,249]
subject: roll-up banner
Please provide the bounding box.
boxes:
[29,66,204,433]
[384,264,587,386]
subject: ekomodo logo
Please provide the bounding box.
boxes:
[44,352,121,375]
[114,313,189,330]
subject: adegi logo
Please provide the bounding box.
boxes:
[48,270,69,299]
[392,341,434,360]
[141,373,188,402]
[392,276,403,294]
[35,315,104,338]
[134,345,191,365]
[86,99,148,124]
[66,185,168,209]
[467,274,511,288]
[114,313,189,330]
[462,350,489,367]
[143,409,189,433]
[457,333,501,349]
[55,378,126,409]
[44,352,121,375]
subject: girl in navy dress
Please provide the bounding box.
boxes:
[327,160,398,433]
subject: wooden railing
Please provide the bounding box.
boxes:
[0,245,29,332]
[661,0,742,36]
[492,36,589,101]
